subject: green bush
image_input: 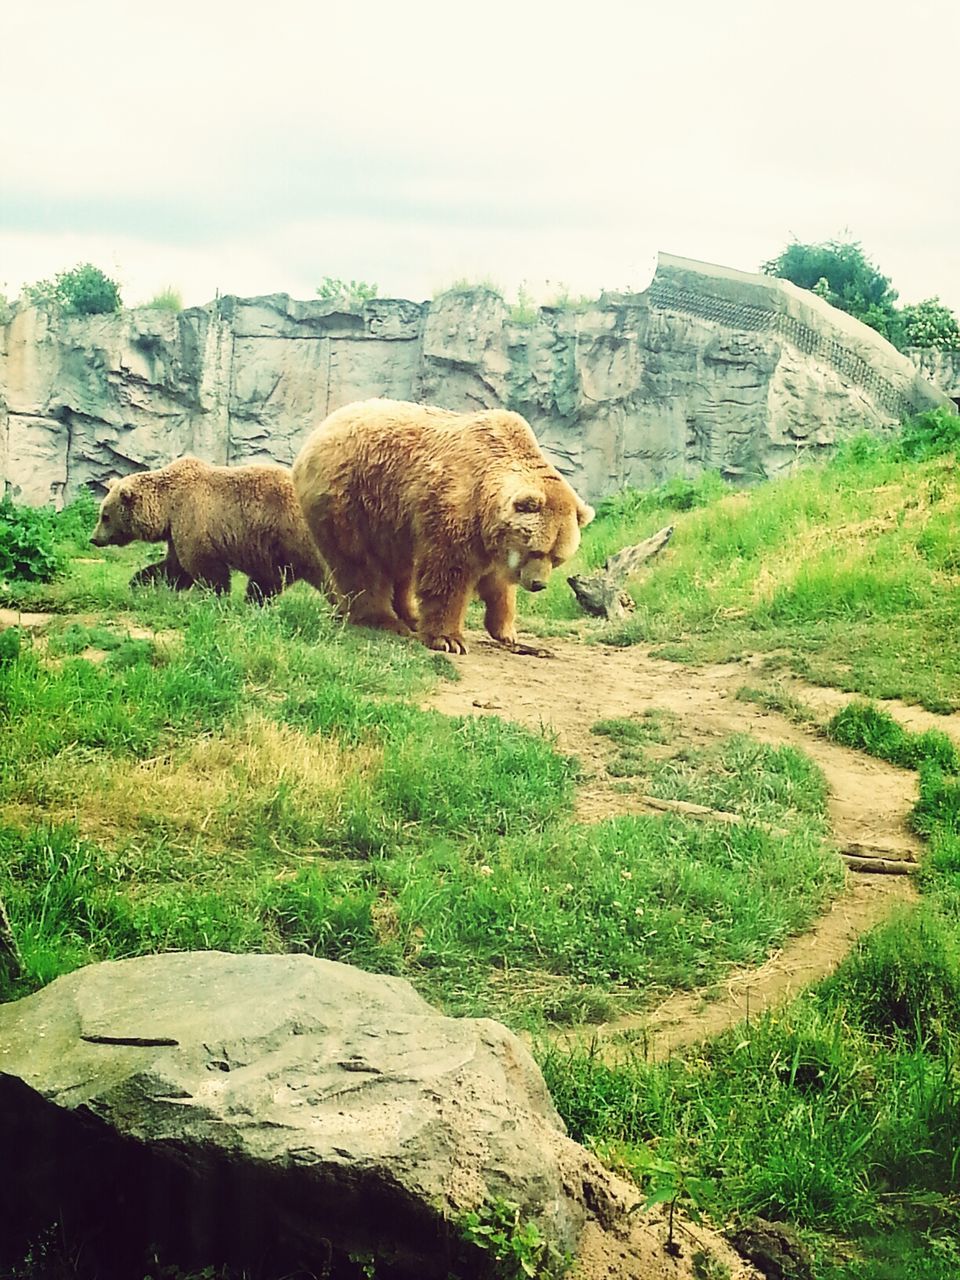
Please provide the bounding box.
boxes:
[901,297,960,351]
[52,492,100,547]
[23,263,122,316]
[895,408,960,462]
[316,276,378,304]
[0,500,61,582]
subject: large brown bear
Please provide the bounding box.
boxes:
[90,456,329,603]
[291,399,595,653]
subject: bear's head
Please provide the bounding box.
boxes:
[90,474,166,547]
[492,473,595,592]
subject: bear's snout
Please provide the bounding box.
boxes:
[519,556,553,593]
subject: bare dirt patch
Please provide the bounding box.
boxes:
[425,631,923,1053]
[0,607,55,630]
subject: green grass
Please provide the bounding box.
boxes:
[143,286,183,311]
[0,508,840,1031]
[826,701,960,773]
[592,709,677,747]
[519,410,960,712]
[533,554,960,1278]
[643,735,830,830]
[537,989,960,1241]
[0,782,839,1028]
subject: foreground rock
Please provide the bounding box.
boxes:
[0,952,756,1279]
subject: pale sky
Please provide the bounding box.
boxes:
[3,0,959,313]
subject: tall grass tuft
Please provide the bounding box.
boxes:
[826,702,960,773]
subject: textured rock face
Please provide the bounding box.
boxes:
[906,347,960,400]
[1,254,951,508]
[0,952,757,1280]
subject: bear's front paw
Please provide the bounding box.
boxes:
[489,628,518,647]
[421,631,469,655]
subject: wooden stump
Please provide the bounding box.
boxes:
[568,524,674,619]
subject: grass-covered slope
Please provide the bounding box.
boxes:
[525,407,960,713]
[0,566,840,1027]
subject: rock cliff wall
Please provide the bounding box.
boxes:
[1,253,951,507]
[905,347,960,401]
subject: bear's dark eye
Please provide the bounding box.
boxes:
[102,514,110,523]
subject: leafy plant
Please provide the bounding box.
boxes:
[509,286,538,326]
[316,276,378,304]
[22,263,122,316]
[596,1139,715,1257]
[0,500,62,582]
[895,407,960,462]
[901,297,960,351]
[0,628,21,667]
[459,1198,571,1279]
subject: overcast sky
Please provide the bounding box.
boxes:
[4,0,959,313]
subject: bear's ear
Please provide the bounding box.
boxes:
[576,499,595,528]
[104,476,120,491]
[118,485,137,507]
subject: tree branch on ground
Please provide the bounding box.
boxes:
[567,525,674,619]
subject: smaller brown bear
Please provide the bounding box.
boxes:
[91,456,330,603]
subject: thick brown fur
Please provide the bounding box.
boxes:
[291,398,595,653]
[91,456,330,602]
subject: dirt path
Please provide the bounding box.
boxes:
[425,632,928,1056]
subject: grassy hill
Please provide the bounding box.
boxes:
[2,407,960,1278]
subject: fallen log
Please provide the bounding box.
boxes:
[640,795,743,825]
[568,525,674,619]
[840,856,917,875]
[842,841,919,863]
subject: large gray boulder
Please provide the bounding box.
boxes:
[0,951,756,1278]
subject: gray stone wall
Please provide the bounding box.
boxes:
[1,253,952,507]
[905,347,960,401]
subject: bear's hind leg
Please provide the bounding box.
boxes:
[323,550,413,636]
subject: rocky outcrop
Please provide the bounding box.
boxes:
[905,347,960,401]
[0,952,757,1279]
[1,254,952,508]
